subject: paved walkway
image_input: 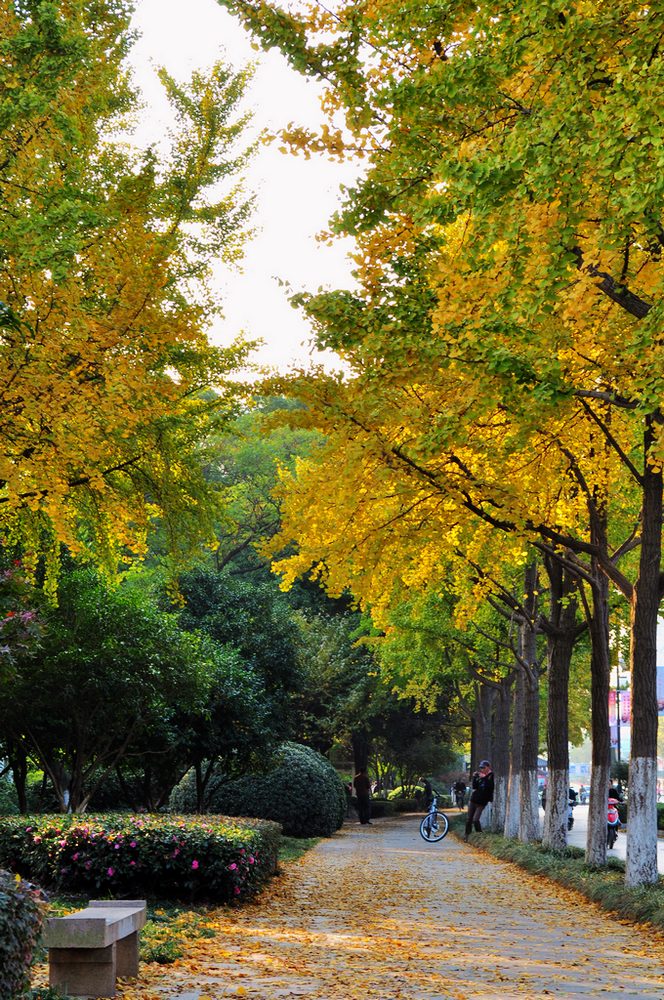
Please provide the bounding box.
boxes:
[128,815,664,1000]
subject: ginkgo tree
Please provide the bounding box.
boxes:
[221,0,664,885]
[0,0,254,585]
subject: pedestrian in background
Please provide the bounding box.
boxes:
[353,767,372,826]
[464,760,494,841]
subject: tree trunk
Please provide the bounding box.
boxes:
[472,681,495,825]
[194,760,206,813]
[472,682,494,767]
[518,563,540,843]
[626,422,662,886]
[504,665,524,838]
[587,569,611,866]
[7,741,28,814]
[115,764,139,812]
[542,561,578,851]
[352,730,370,774]
[490,675,512,832]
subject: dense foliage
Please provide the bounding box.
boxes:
[0,814,280,902]
[172,743,346,837]
[0,0,253,579]
[219,0,664,885]
[0,569,229,813]
[0,868,43,998]
[177,567,302,741]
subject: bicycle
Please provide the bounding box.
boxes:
[419,794,449,843]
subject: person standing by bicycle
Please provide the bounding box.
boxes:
[464,760,494,842]
[421,777,434,810]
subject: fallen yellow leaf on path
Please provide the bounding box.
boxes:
[31,817,664,1000]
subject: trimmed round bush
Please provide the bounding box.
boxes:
[172,743,346,837]
[0,869,43,998]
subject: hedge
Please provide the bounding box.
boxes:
[171,743,347,838]
[0,814,280,902]
[0,868,43,998]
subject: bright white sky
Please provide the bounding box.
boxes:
[128,0,358,372]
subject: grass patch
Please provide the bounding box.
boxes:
[278,835,320,864]
[451,815,664,930]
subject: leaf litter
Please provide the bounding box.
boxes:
[31,817,664,999]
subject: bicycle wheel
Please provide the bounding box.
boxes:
[419,811,449,842]
[607,825,617,848]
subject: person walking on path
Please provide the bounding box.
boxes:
[453,777,467,808]
[353,766,372,825]
[465,759,494,841]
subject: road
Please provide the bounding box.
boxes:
[552,803,664,872]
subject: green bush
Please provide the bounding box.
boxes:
[0,775,18,815]
[390,798,420,813]
[0,814,280,903]
[387,785,422,800]
[0,868,44,998]
[657,803,664,831]
[172,743,346,838]
[368,799,396,819]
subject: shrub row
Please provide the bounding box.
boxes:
[0,814,281,902]
[0,868,43,998]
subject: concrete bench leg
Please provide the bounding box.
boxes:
[49,942,117,998]
[116,929,139,978]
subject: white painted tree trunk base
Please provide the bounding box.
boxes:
[626,756,659,887]
[504,772,520,838]
[542,768,568,852]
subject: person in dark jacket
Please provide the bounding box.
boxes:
[353,768,372,825]
[464,760,494,841]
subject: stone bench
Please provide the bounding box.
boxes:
[43,899,147,998]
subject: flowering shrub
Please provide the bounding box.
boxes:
[0,868,44,998]
[0,814,280,902]
[0,563,41,666]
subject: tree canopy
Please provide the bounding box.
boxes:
[0,0,255,582]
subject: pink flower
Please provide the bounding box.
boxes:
[191,860,199,870]
[72,853,79,861]
[107,867,114,877]
[130,861,136,867]
[59,839,67,847]
[85,862,91,870]
[114,844,120,850]
[227,863,238,871]
[130,841,137,848]
[234,887,241,896]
